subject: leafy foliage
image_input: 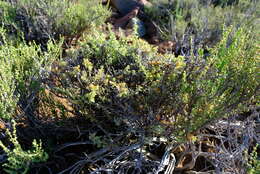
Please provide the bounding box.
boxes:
[145,0,259,55]
[0,120,48,174]
[0,0,111,46]
[247,144,260,174]
[0,0,259,173]
[0,27,61,119]
[41,25,258,141]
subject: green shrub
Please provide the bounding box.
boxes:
[41,25,258,142]
[247,144,260,174]
[171,26,258,133]
[0,120,48,174]
[55,0,110,41]
[0,28,61,119]
[0,1,15,24]
[145,0,259,55]
[44,30,152,114]
[0,29,17,119]
[0,0,111,46]
[81,28,158,68]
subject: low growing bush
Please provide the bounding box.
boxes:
[0,0,111,47]
[0,120,48,174]
[145,0,259,56]
[40,25,258,142]
[0,28,61,119]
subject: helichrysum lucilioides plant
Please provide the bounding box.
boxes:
[41,24,258,142]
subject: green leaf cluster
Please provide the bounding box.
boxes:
[0,0,111,45]
[43,24,258,140]
[0,121,48,174]
[0,28,61,119]
[246,144,260,174]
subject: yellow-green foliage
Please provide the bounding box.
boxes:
[176,27,258,132]
[247,144,260,174]
[44,29,163,123]
[0,28,61,119]
[46,25,258,141]
[0,0,111,45]
[0,28,16,119]
[81,28,158,67]
[54,0,111,38]
[145,0,258,44]
[0,0,257,172]
[0,1,16,24]
[0,121,48,174]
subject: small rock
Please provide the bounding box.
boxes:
[126,17,146,37]
[111,0,152,15]
[110,0,142,15]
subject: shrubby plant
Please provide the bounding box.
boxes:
[0,0,258,172]
[0,0,111,46]
[0,1,15,24]
[145,0,259,55]
[55,0,110,41]
[245,144,260,174]
[0,27,61,119]
[0,35,17,119]
[0,120,48,174]
[41,25,258,141]
[40,29,157,121]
